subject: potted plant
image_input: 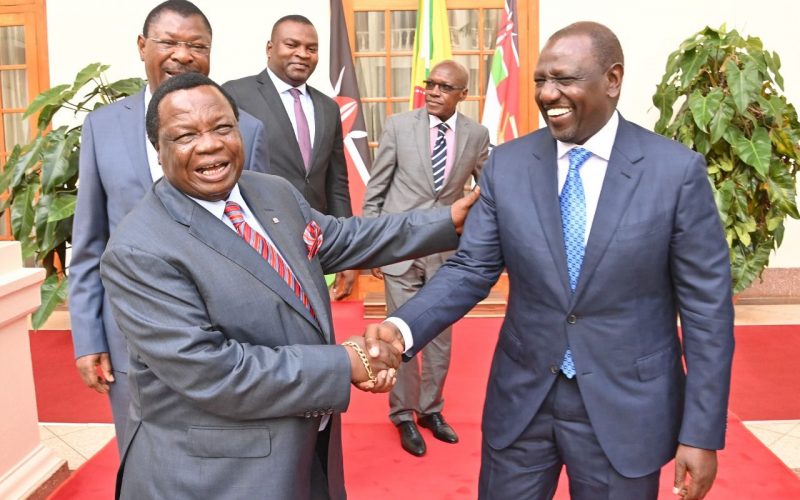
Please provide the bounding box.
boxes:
[0,63,144,328]
[653,25,800,294]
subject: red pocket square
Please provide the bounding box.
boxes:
[303,221,323,260]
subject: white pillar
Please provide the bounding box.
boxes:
[0,242,66,498]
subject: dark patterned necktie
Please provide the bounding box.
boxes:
[559,147,592,378]
[224,201,314,318]
[431,122,449,192]
[288,88,312,170]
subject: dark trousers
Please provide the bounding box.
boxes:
[478,375,660,499]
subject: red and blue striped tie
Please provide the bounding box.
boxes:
[224,201,315,319]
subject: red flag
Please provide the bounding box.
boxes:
[330,0,371,215]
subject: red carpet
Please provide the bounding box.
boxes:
[45,303,800,498]
[728,325,800,420]
[29,330,113,423]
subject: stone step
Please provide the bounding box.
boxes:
[363,290,507,319]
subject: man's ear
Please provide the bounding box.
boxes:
[606,62,624,99]
[137,35,146,61]
[266,41,273,60]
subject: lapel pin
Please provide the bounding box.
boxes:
[272,217,280,224]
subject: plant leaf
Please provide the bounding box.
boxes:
[47,193,77,222]
[679,48,706,88]
[732,127,772,178]
[107,78,146,98]
[71,63,109,92]
[10,179,38,239]
[41,127,80,192]
[726,60,760,114]
[22,84,71,119]
[765,160,800,219]
[688,88,723,132]
[31,274,69,330]
[709,98,735,144]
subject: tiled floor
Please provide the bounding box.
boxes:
[39,304,800,475]
[38,423,115,470]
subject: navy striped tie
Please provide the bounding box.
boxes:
[431,123,448,192]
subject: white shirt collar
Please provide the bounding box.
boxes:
[556,110,619,161]
[428,112,458,133]
[189,184,247,221]
[267,67,308,96]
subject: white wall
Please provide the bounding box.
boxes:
[540,0,800,267]
[46,0,333,107]
[45,0,800,267]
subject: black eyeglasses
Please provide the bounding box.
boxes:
[147,37,211,55]
[423,80,466,94]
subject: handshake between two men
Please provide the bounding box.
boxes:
[340,186,479,393]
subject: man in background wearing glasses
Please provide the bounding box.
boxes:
[69,0,268,450]
[362,60,489,457]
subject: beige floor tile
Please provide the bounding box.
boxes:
[734,304,800,325]
[43,423,114,437]
[58,425,116,458]
[768,435,800,469]
[743,424,785,447]
[743,420,800,435]
[38,424,55,441]
[41,436,87,470]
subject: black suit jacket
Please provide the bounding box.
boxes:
[224,70,352,217]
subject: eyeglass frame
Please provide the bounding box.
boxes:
[146,37,211,55]
[423,79,467,94]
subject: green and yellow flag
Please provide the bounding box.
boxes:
[409,0,453,109]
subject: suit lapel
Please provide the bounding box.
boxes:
[413,109,436,194]
[572,118,644,304]
[441,112,471,195]
[529,133,573,298]
[120,91,153,192]
[308,87,325,172]
[240,181,330,341]
[155,179,327,342]
[256,71,307,176]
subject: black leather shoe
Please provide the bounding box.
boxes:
[418,413,459,444]
[396,421,426,456]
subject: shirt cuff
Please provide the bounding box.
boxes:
[384,317,414,353]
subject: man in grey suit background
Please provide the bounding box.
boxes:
[223,14,359,300]
[367,21,734,500]
[69,0,268,447]
[362,60,489,457]
[99,72,477,499]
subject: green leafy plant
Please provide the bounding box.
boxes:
[653,25,800,294]
[0,63,144,328]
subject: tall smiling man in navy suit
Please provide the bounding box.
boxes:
[366,21,734,500]
[69,0,267,447]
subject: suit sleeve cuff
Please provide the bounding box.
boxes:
[384,317,413,352]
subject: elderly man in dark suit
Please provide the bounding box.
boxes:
[366,21,734,500]
[363,60,490,456]
[99,72,477,499]
[68,0,267,447]
[223,14,358,300]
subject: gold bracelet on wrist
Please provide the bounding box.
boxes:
[342,341,377,383]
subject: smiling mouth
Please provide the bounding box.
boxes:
[196,161,229,178]
[546,107,571,118]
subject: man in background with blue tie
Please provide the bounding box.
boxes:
[365,21,734,499]
[362,60,489,457]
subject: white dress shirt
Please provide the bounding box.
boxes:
[388,111,621,352]
[143,87,164,183]
[267,67,316,145]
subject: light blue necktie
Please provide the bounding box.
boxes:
[559,147,592,378]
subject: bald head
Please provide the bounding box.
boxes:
[431,60,469,88]
[548,21,624,73]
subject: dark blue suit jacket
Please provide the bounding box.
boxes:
[393,115,735,477]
